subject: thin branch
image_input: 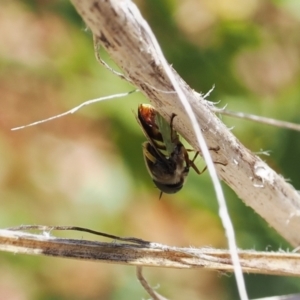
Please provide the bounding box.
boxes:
[11,90,137,131]
[136,267,168,300]
[7,225,150,245]
[253,294,300,300]
[93,35,131,82]
[213,108,300,132]
[1,228,300,277]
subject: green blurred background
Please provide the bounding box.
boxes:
[1,0,300,299]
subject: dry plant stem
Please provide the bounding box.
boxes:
[69,0,300,246]
[136,267,168,300]
[11,91,136,131]
[253,295,300,300]
[213,108,300,132]
[1,229,300,277]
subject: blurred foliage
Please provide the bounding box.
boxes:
[1,0,300,299]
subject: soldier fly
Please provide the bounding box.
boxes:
[137,104,202,197]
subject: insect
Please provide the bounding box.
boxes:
[137,104,202,197]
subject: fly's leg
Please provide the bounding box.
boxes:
[170,114,226,172]
[187,146,220,152]
[188,149,228,175]
[188,151,207,175]
[170,113,176,130]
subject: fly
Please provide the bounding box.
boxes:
[137,104,202,198]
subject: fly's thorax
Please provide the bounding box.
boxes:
[137,104,167,155]
[137,103,179,157]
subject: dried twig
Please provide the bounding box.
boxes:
[213,108,300,132]
[1,228,300,277]
[136,267,168,300]
[11,90,136,131]
[253,294,300,300]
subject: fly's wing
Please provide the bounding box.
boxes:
[155,113,176,157]
[142,141,177,179]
